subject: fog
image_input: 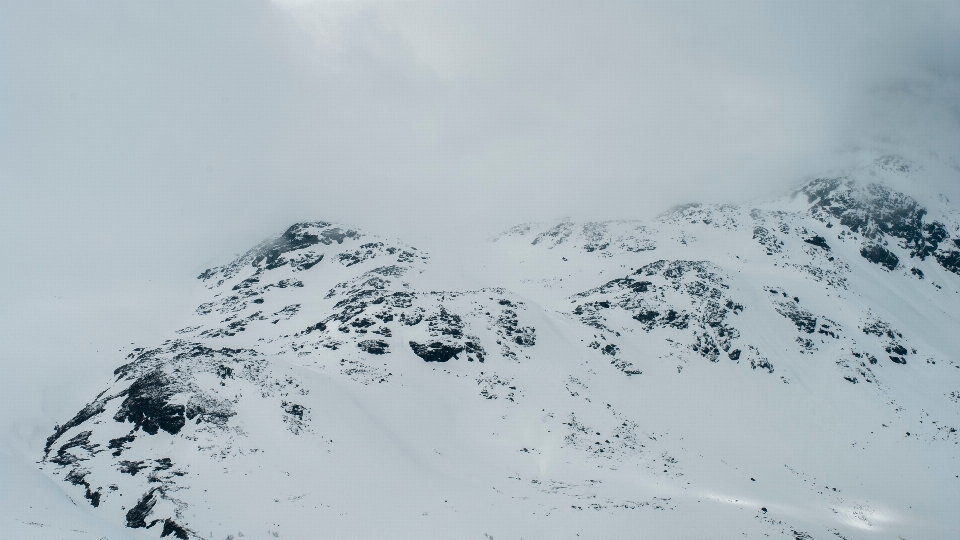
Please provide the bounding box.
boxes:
[1,0,959,451]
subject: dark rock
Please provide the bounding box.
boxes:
[937,250,960,275]
[119,460,148,476]
[774,302,817,334]
[303,321,326,334]
[630,281,653,292]
[161,519,190,539]
[463,340,486,363]
[257,225,324,269]
[753,227,783,255]
[633,310,660,324]
[294,252,326,271]
[184,395,235,427]
[113,370,186,436]
[576,260,742,363]
[693,332,721,361]
[409,341,463,363]
[601,343,619,356]
[51,431,98,466]
[350,317,376,329]
[801,179,954,272]
[860,244,899,270]
[400,309,424,326]
[126,488,159,529]
[338,242,387,267]
[885,344,908,356]
[750,358,774,373]
[371,265,406,276]
[282,401,306,420]
[816,319,840,339]
[108,434,135,456]
[358,340,390,355]
[862,320,902,340]
[44,400,108,457]
[264,279,304,290]
[804,235,831,250]
[428,308,464,339]
[532,222,574,247]
[216,365,234,379]
[231,274,260,291]
[64,467,101,507]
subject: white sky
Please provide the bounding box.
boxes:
[1,0,959,447]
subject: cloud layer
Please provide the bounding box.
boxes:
[1,0,958,441]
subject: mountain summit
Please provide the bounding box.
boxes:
[40,156,960,539]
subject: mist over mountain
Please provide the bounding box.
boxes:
[3,2,960,538]
[9,155,959,539]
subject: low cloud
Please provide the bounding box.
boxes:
[1,0,958,434]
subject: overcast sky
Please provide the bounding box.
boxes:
[1,0,959,447]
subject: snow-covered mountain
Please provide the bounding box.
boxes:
[37,155,960,539]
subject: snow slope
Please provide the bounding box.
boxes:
[29,155,960,539]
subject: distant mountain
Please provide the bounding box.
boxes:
[40,155,960,539]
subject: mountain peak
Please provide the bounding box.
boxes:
[38,164,960,539]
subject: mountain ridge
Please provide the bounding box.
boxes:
[38,155,960,539]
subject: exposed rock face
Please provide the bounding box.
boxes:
[860,243,900,270]
[495,219,657,254]
[573,260,749,369]
[41,341,293,536]
[199,222,361,282]
[800,176,960,274]
[112,370,187,436]
[409,341,464,363]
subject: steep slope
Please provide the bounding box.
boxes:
[39,156,960,539]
